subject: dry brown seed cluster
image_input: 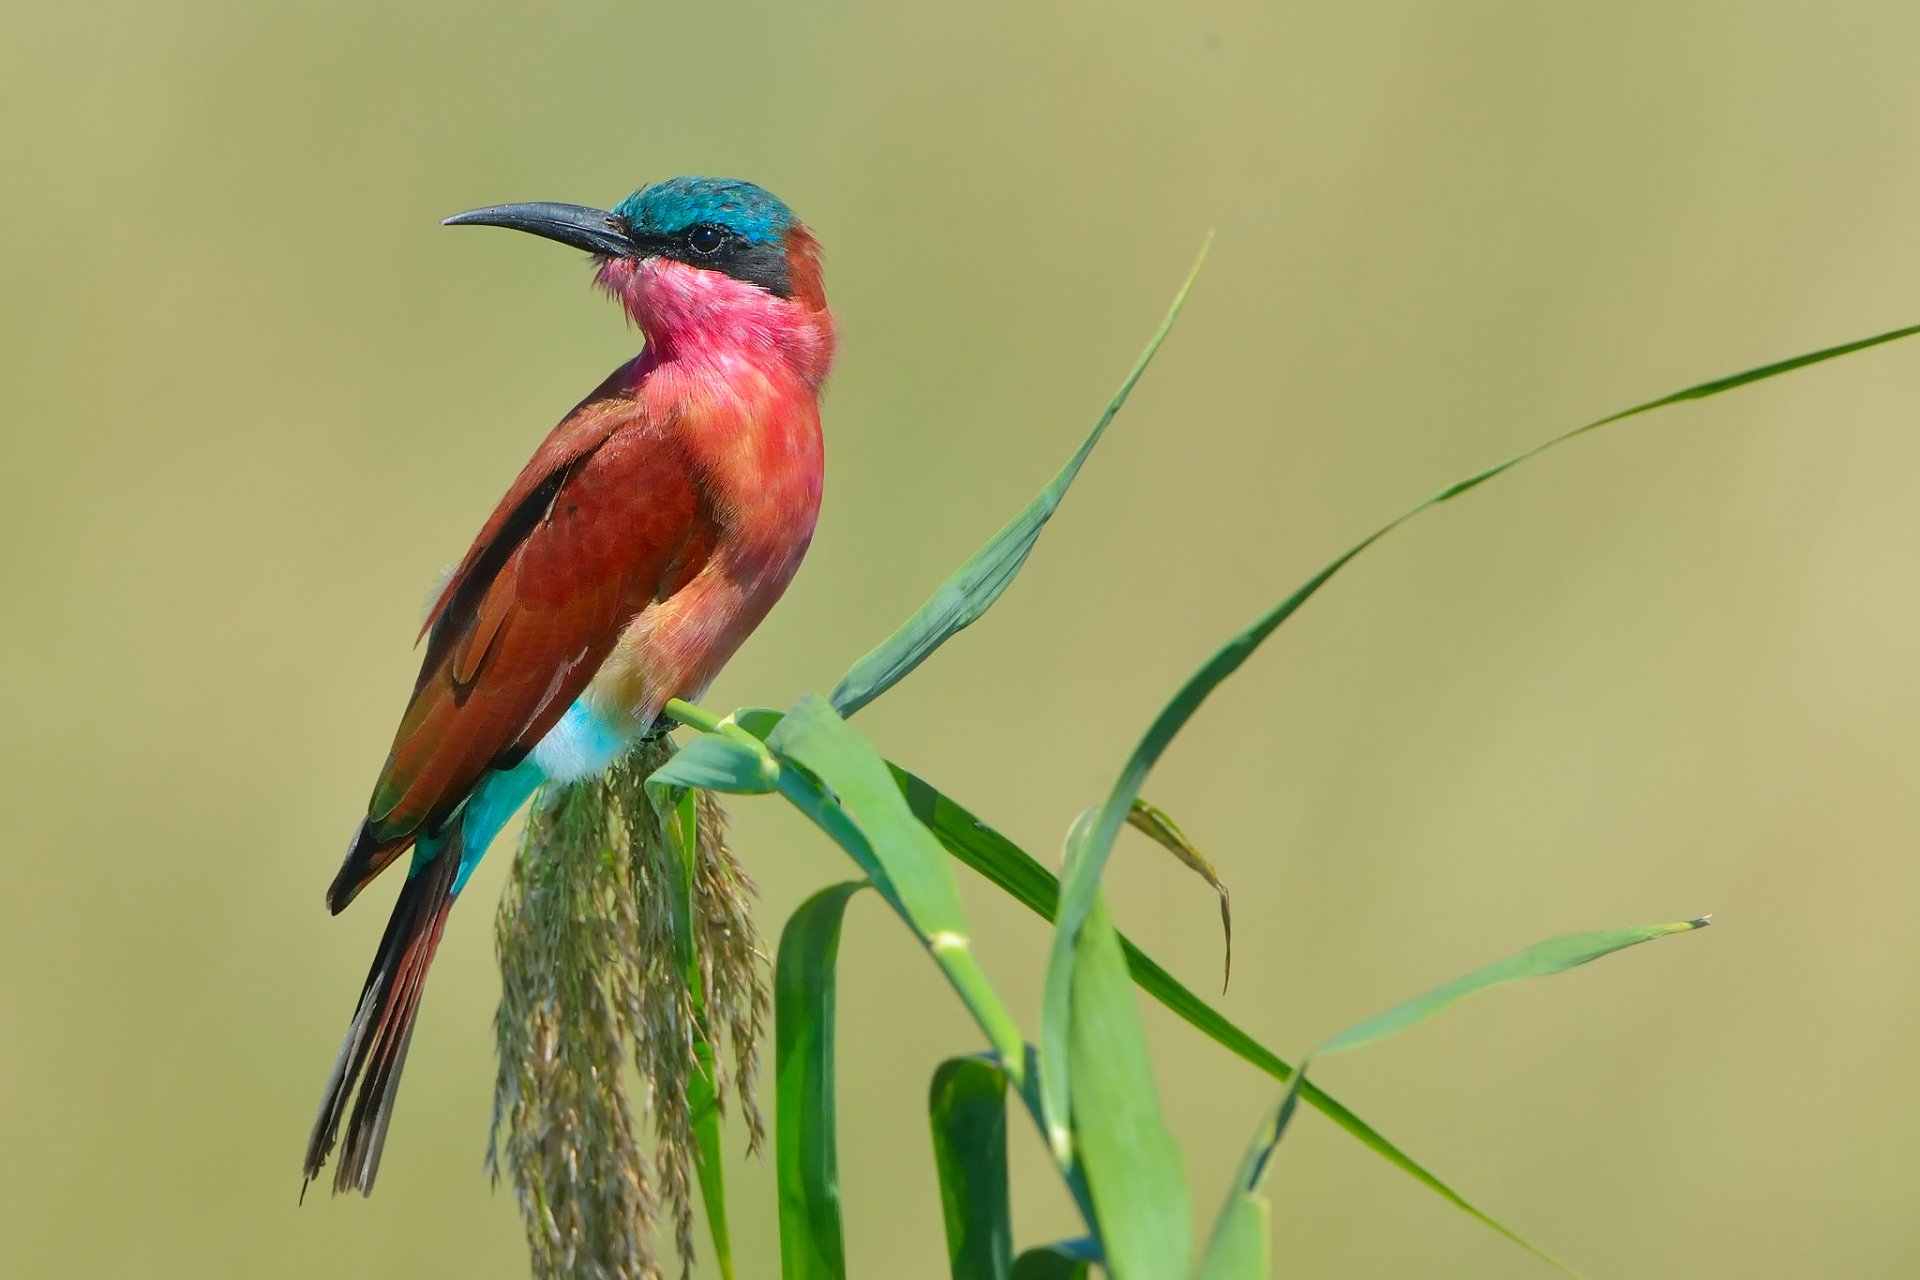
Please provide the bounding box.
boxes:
[490,737,767,1280]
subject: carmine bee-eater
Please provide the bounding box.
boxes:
[302,177,834,1196]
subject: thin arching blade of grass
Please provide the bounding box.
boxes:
[766,696,1027,1079]
[929,1057,1015,1280]
[659,787,736,1280]
[828,239,1212,719]
[1061,827,1191,1280]
[1319,917,1710,1057]
[658,698,1029,1082]
[1128,798,1232,991]
[1193,1095,1280,1280]
[1190,1113,1267,1274]
[687,1043,732,1280]
[892,762,1571,1271]
[649,731,778,794]
[1194,1200,1269,1280]
[664,704,1567,1270]
[1203,919,1710,1280]
[774,881,866,1280]
[1009,1239,1102,1280]
[1040,315,1920,1177]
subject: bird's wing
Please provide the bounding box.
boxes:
[327,387,711,911]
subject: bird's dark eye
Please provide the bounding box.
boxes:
[685,224,727,256]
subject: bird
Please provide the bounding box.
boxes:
[302,177,835,1197]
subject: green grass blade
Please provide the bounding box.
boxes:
[1193,1096,1279,1280]
[1223,918,1708,1279]
[1197,1076,1317,1280]
[1003,1044,1101,1235]
[659,786,701,983]
[729,706,788,740]
[1127,798,1232,991]
[767,696,1027,1080]
[688,1039,734,1280]
[775,881,866,1280]
[1041,316,1920,1181]
[1262,1066,1311,1169]
[1194,1192,1270,1280]
[668,705,1575,1268]
[1318,918,1709,1058]
[677,793,733,1280]
[1009,1239,1101,1280]
[929,1057,1015,1280]
[647,731,778,794]
[829,239,1211,719]
[653,779,736,1278]
[894,762,1573,1271]
[1062,815,1191,1280]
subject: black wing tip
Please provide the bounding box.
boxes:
[327,822,403,914]
[325,871,359,916]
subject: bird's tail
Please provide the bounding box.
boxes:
[302,824,462,1198]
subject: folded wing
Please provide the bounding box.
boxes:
[327,389,709,912]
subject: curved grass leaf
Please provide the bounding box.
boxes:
[1128,798,1232,991]
[929,1057,1014,1280]
[774,880,866,1280]
[894,761,1571,1271]
[1195,1196,1269,1280]
[766,696,1026,1080]
[1009,1238,1101,1280]
[1193,1096,1279,1280]
[829,240,1211,719]
[657,786,701,987]
[1319,917,1709,1057]
[665,703,1566,1270]
[647,731,778,795]
[1196,1081,1312,1280]
[657,785,737,1279]
[687,1041,733,1280]
[1002,1043,1100,1235]
[729,706,788,741]
[1041,316,1920,1182]
[1062,816,1190,1280]
[1207,918,1709,1280]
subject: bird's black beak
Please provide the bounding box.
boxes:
[442,201,637,257]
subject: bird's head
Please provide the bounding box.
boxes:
[444,176,830,365]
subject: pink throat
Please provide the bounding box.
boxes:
[595,256,835,387]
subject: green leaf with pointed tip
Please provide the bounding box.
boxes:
[647,732,776,794]
[650,777,737,1279]
[1195,1149,1273,1280]
[767,696,1026,1079]
[1194,1092,1287,1280]
[1205,918,1709,1280]
[658,786,701,980]
[1319,918,1710,1058]
[688,1039,734,1280]
[892,762,1570,1271]
[1040,315,1920,1192]
[665,704,1580,1271]
[775,881,866,1280]
[1062,815,1190,1280]
[993,1044,1100,1235]
[929,1057,1014,1280]
[829,240,1211,719]
[1009,1239,1101,1280]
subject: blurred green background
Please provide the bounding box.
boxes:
[5,2,1920,1276]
